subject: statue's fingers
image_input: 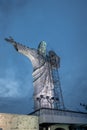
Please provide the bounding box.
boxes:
[5,38,10,42]
[5,37,17,46]
[4,38,14,44]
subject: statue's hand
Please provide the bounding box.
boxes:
[5,36,16,46]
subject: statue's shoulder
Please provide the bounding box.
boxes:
[28,47,39,56]
[29,47,37,52]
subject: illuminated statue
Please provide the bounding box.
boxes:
[5,37,63,110]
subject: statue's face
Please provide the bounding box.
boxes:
[40,41,46,53]
[38,41,46,56]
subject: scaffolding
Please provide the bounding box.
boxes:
[49,51,65,110]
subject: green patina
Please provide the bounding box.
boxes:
[38,41,47,57]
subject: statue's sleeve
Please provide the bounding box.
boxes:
[14,43,37,62]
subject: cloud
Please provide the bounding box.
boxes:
[0,68,21,98]
[0,78,20,97]
[0,68,32,98]
[0,67,33,114]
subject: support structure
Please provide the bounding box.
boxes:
[49,51,65,110]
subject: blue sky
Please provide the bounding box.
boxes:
[0,0,87,114]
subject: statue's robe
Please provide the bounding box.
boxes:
[14,43,54,109]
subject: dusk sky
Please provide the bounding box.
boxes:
[0,0,87,114]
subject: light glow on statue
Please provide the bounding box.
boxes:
[5,37,64,110]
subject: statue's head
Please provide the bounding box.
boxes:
[38,41,47,57]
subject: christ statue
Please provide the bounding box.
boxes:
[5,37,61,110]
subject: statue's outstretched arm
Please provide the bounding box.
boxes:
[5,37,38,66]
[5,37,37,60]
[5,36,16,45]
[5,36,20,51]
